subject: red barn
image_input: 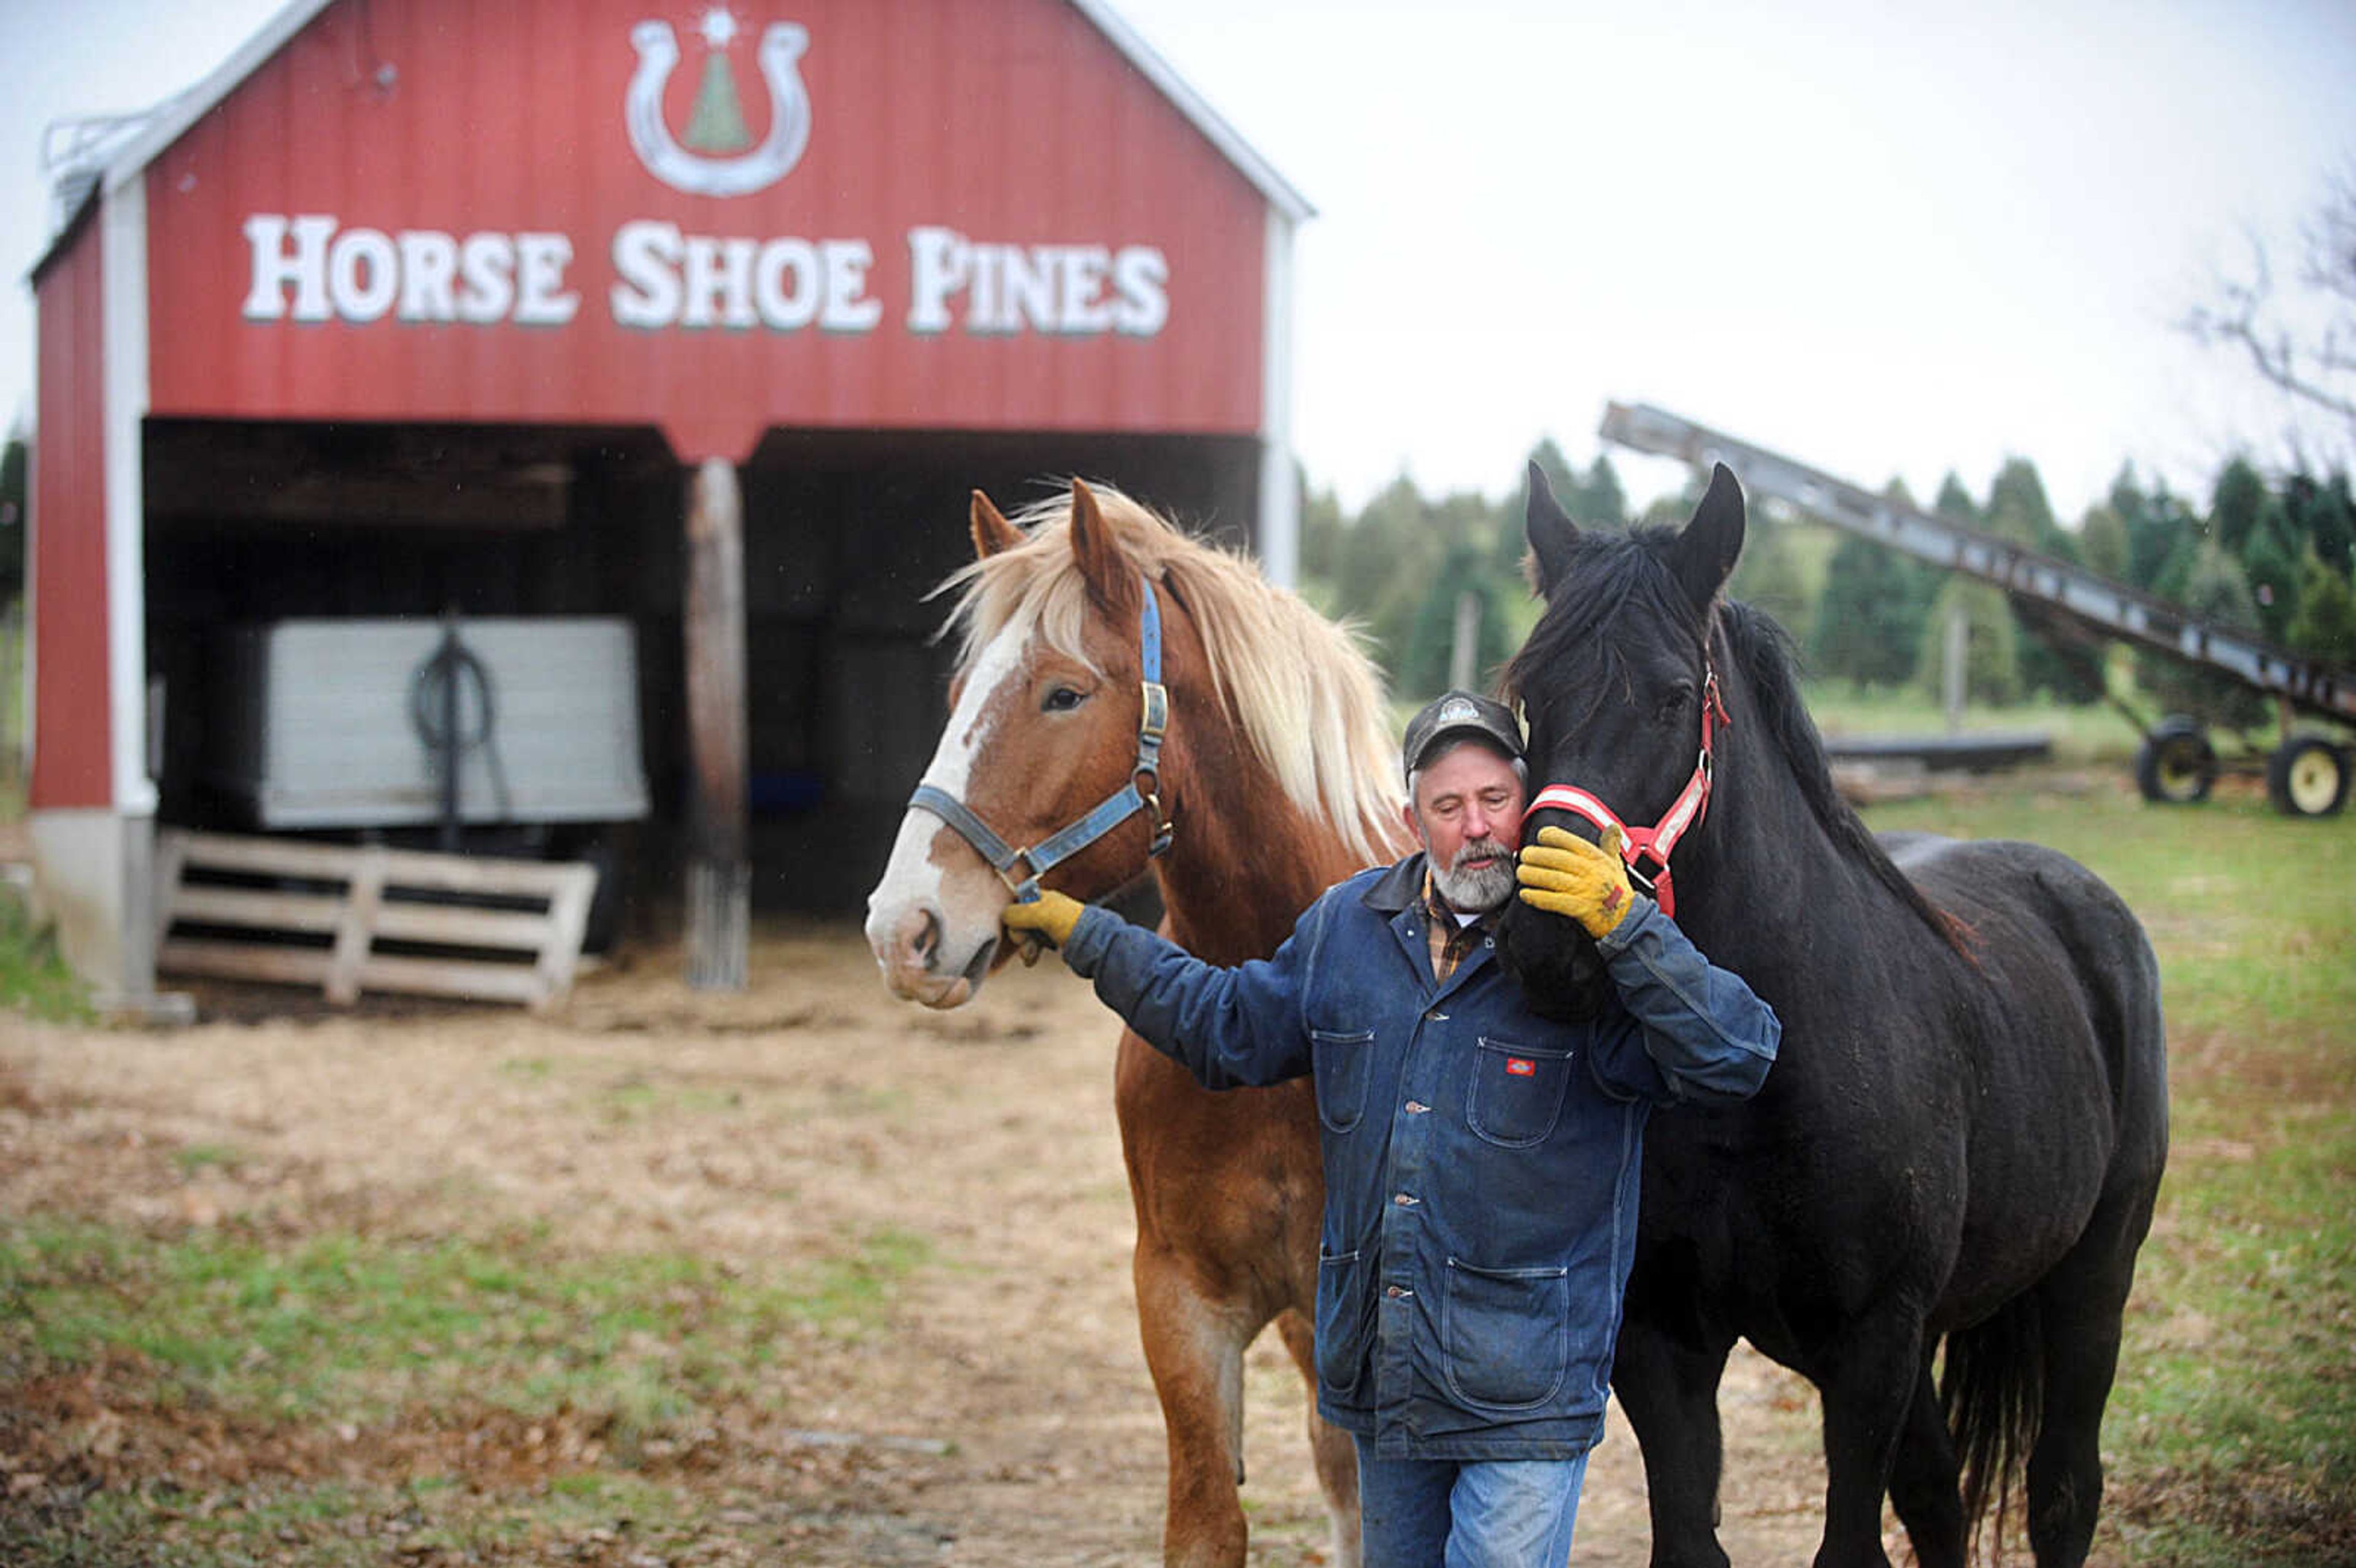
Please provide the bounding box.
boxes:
[26,0,1306,997]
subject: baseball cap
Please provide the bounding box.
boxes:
[1401,690,1523,788]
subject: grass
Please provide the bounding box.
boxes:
[1802,677,2151,763]
[1,605,20,804]
[0,1216,936,1563]
[0,648,79,1023]
[1861,779,2356,1565]
[2,754,2346,1562]
[0,880,90,1024]
[24,1469,712,1568]
[0,1220,930,1432]
[171,1142,242,1175]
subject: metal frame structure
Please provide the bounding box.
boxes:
[1600,401,2356,814]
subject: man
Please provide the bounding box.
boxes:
[1004,690,1779,1567]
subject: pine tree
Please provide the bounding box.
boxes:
[1987,457,2071,559]
[2287,551,2356,663]
[2111,466,2198,591]
[1401,540,1513,699]
[686,52,753,153]
[1348,478,1458,685]
[2243,505,2304,643]
[1934,472,1980,527]
[2146,544,2269,729]
[1297,480,1345,588]
[1727,512,1813,650]
[1981,458,2098,702]
[1811,531,1936,687]
[2209,458,2268,556]
[1336,476,1425,625]
[1576,456,1629,530]
[2284,471,2355,576]
[2079,504,2131,582]
[1917,578,2021,706]
[0,431,24,604]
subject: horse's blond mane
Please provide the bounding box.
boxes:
[937,485,1404,869]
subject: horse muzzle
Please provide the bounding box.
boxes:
[865,896,1005,1009]
[1495,896,1611,1023]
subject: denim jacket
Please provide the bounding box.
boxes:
[1061,853,1779,1461]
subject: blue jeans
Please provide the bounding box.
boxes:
[1355,1437,1588,1567]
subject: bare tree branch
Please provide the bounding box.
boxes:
[2185,169,2356,450]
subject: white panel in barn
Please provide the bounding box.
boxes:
[207,618,650,829]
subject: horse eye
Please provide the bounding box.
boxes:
[1659,684,1695,720]
[1042,686,1085,714]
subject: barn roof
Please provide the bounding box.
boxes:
[40,0,1309,278]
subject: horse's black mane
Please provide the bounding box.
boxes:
[1506,529,1962,955]
[1717,599,1963,952]
[1505,526,1696,734]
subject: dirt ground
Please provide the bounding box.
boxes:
[0,921,2121,1566]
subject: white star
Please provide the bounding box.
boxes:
[698,6,741,48]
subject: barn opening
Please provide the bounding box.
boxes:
[137,417,1259,943]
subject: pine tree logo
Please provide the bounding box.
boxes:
[683,9,751,153]
[626,10,811,197]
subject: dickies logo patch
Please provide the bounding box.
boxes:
[1505,1058,1537,1077]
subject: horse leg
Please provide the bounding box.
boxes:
[1610,1314,1735,1568]
[1274,1307,1363,1568]
[2023,1204,2150,1567]
[1811,1312,1930,1568]
[1884,1350,1967,1568]
[1134,1242,1255,1568]
[2022,1306,2118,1568]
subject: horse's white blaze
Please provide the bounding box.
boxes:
[864,622,1031,1003]
[934,619,1024,795]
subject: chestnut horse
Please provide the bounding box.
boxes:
[865,480,1406,1567]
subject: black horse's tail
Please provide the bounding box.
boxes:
[1941,1296,2044,1553]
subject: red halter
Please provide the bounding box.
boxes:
[1526,669,1730,920]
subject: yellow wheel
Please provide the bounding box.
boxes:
[2135,722,2215,805]
[2266,736,2351,818]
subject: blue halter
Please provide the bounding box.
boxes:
[908,575,1174,902]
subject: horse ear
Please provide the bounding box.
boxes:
[1524,459,1579,598]
[1067,478,1138,616]
[1670,463,1746,610]
[969,490,1022,559]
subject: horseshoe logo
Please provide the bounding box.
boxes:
[626,17,812,198]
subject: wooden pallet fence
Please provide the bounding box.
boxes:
[155,829,598,1011]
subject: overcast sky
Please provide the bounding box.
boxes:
[2,0,2350,524]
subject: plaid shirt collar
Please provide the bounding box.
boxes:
[1421,866,1501,985]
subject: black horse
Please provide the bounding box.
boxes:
[1496,463,2169,1568]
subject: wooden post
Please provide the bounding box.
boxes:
[684,457,750,991]
[1942,600,1968,734]
[326,847,386,1007]
[1448,588,1482,693]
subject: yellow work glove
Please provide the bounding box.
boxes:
[1001,890,1086,954]
[1517,824,1637,939]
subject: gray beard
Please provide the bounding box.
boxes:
[1432,836,1515,913]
